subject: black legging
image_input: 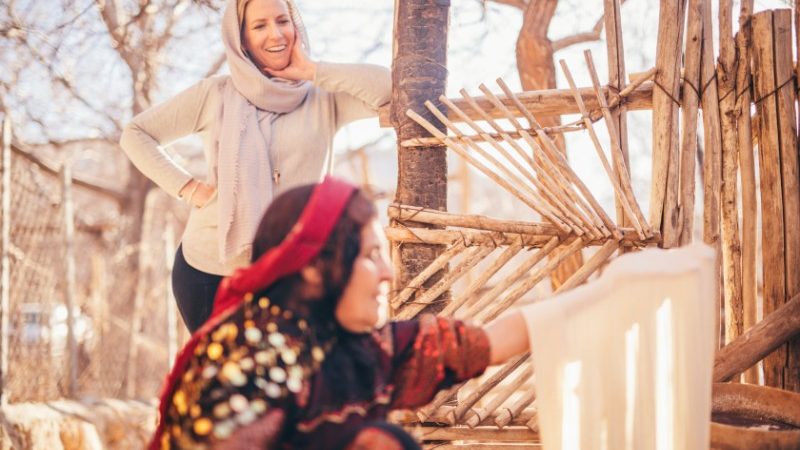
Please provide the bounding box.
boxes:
[172,245,223,332]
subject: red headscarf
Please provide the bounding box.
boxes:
[149,176,357,449]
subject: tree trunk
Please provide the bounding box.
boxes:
[391,0,450,315]
[516,0,583,290]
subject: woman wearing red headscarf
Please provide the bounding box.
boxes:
[151,178,530,450]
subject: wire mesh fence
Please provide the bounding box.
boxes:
[0,121,189,403]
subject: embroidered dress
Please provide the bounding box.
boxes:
[160,299,489,449]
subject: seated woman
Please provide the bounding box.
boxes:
[151,177,530,450]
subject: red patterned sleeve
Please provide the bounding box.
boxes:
[389,314,490,410]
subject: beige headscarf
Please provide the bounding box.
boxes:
[213,0,311,265]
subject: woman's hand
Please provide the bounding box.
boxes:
[263,39,317,81]
[180,179,217,208]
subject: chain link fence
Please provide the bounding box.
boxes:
[0,120,189,403]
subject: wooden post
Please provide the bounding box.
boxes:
[0,117,11,406]
[61,164,78,398]
[699,0,723,348]
[678,0,703,246]
[717,0,744,348]
[164,221,177,368]
[773,9,800,392]
[751,10,788,390]
[650,0,687,247]
[391,0,450,314]
[125,188,156,397]
[735,0,757,384]
[700,0,722,250]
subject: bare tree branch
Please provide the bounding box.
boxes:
[551,0,629,52]
[487,0,528,9]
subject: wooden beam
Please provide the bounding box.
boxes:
[379,82,657,127]
[385,226,660,248]
[714,292,800,382]
[412,426,539,442]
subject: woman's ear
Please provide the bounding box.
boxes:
[299,265,323,287]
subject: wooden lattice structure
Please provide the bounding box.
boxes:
[385,0,800,448]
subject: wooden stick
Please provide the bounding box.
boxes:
[416,386,463,422]
[390,241,465,309]
[583,51,651,239]
[560,57,643,239]
[476,238,586,324]
[495,392,536,429]
[464,238,561,320]
[526,411,540,433]
[0,118,10,406]
[379,82,658,127]
[603,0,631,232]
[649,0,686,240]
[554,238,620,293]
[406,109,572,233]
[461,84,608,239]
[751,10,788,389]
[488,81,619,239]
[411,426,538,442]
[700,0,722,249]
[448,90,606,239]
[735,7,757,383]
[464,364,534,428]
[399,124,585,148]
[435,94,603,239]
[472,83,615,238]
[385,226,660,248]
[389,204,557,235]
[426,99,596,237]
[442,244,522,317]
[397,245,493,319]
[473,82,608,237]
[714,292,800,382]
[718,0,744,347]
[773,9,800,392]
[448,354,530,423]
[677,0,703,246]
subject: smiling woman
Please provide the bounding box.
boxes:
[240,0,299,75]
[119,0,391,334]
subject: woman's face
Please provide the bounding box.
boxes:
[241,0,296,72]
[335,219,393,333]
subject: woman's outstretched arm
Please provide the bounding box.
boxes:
[484,310,530,366]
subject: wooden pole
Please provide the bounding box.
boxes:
[603,0,631,233]
[700,0,722,251]
[714,292,800,383]
[125,189,156,397]
[61,164,78,398]
[164,221,177,368]
[699,0,723,349]
[650,0,687,246]
[772,9,800,392]
[751,10,787,389]
[678,0,703,246]
[0,117,11,406]
[735,0,757,384]
[717,0,744,349]
[391,0,451,314]
[379,82,657,127]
